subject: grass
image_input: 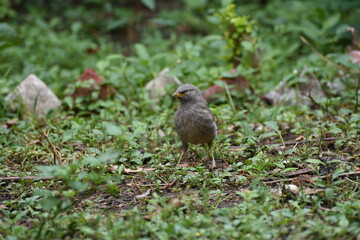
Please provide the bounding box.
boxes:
[1,1,360,239]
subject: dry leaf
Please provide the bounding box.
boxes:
[71,68,116,100]
[135,189,151,199]
[202,69,249,102]
[294,135,306,142]
[169,198,185,209]
[303,188,324,195]
[291,174,314,186]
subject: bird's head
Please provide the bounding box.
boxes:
[171,84,203,103]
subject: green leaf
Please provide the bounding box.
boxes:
[62,129,74,142]
[96,60,109,72]
[106,54,124,60]
[0,23,21,50]
[240,122,254,136]
[264,121,279,131]
[335,116,346,124]
[323,14,340,30]
[141,0,155,11]
[339,215,349,227]
[241,41,252,51]
[134,43,150,60]
[332,166,344,180]
[306,159,323,165]
[63,190,76,198]
[39,196,61,211]
[37,165,71,177]
[104,123,122,137]
[83,156,103,166]
[260,131,278,139]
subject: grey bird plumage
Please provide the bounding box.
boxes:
[172,84,217,168]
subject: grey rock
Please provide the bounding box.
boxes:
[263,67,326,106]
[145,68,182,100]
[5,74,61,115]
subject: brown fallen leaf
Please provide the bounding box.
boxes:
[2,119,18,129]
[202,69,249,102]
[169,197,185,209]
[294,135,306,142]
[71,68,116,100]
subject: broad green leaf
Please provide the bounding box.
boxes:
[241,41,252,51]
[96,60,109,71]
[240,121,254,136]
[39,197,62,211]
[134,43,150,60]
[83,156,103,166]
[332,166,344,180]
[323,14,340,30]
[306,159,323,165]
[104,123,122,137]
[141,0,155,10]
[264,121,279,131]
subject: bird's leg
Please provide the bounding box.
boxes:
[207,143,216,169]
[177,142,188,165]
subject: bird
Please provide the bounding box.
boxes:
[171,84,217,168]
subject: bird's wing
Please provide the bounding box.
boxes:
[191,105,216,131]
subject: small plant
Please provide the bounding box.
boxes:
[216,3,258,67]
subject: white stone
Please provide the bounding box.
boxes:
[145,68,182,100]
[5,74,61,115]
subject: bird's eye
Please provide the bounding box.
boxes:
[181,90,190,94]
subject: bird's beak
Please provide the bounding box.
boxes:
[171,92,185,98]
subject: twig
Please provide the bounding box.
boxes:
[161,179,178,190]
[0,176,54,182]
[131,179,143,194]
[223,82,236,113]
[262,171,360,185]
[265,136,359,148]
[262,178,291,184]
[135,189,151,199]
[124,167,155,173]
[153,173,168,184]
[300,36,360,74]
[316,171,360,180]
[281,167,314,177]
[38,130,62,165]
[126,183,167,187]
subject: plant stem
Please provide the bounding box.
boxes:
[223,82,236,113]
[355,77,360,113]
